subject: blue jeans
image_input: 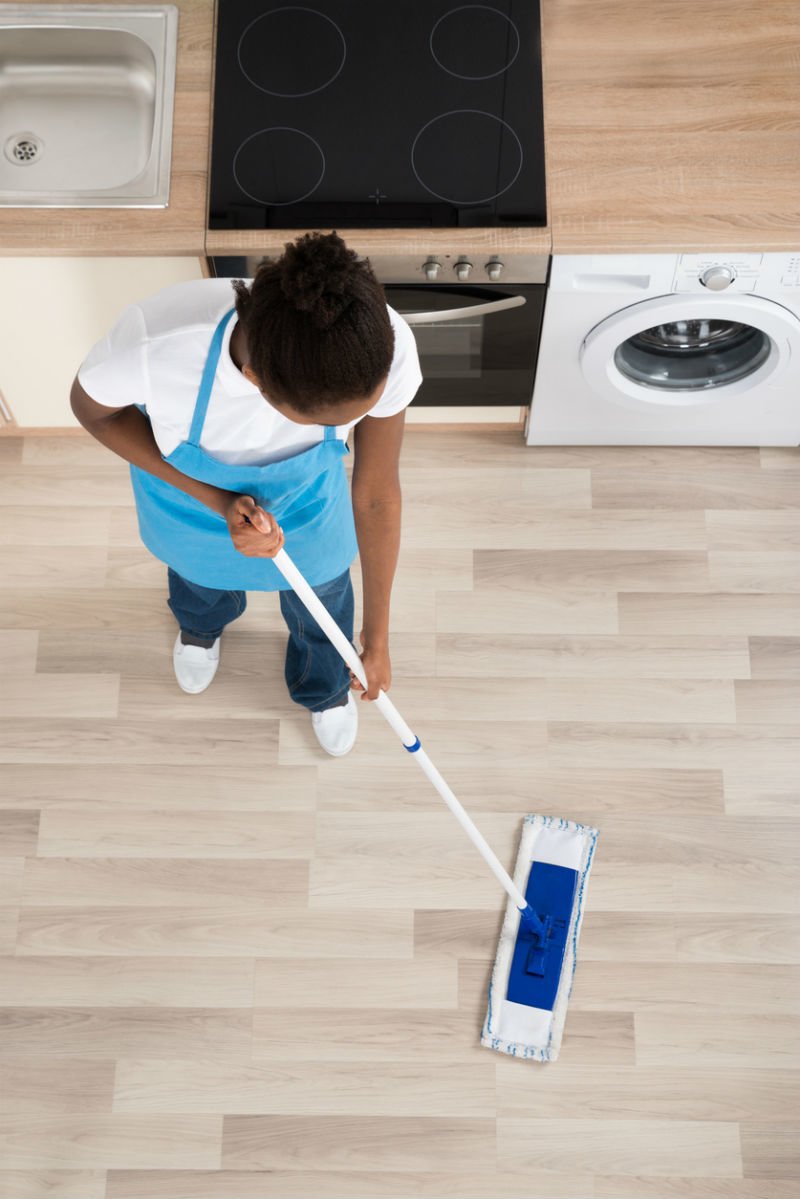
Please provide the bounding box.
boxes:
[167,566,354,712]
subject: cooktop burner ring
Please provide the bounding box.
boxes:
[411,109,523,206]
[430,4,520,81]
[232,127,326,206]
[236,6,347,99]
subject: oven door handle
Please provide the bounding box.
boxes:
[399,295,527,325]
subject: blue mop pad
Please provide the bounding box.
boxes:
[482,814,599,1062]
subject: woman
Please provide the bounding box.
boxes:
[70,232,422,756]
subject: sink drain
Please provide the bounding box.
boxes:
[4,133,44,165]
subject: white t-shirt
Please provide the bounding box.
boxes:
[78,278,422,465]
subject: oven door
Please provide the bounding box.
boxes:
[384,284,546,408]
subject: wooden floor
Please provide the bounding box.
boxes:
[0,428,798,1199]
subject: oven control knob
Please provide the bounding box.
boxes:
[700,265,736,290]
[485,260,504,281]
[423,259,441,281]
[454,260,473,281]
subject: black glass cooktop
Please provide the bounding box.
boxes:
[209,1,546,229]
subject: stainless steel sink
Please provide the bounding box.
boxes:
[0,4,178,207]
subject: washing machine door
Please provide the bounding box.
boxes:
[580,293,798,409]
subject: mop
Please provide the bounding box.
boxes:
[272,546,599,1062]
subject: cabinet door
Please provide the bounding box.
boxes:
[0,257,205,427]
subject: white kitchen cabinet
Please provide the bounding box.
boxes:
[0,257,205,428]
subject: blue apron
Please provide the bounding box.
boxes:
[129,307,358,590]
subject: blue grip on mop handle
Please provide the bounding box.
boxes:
[517,904,547,938]
[403,737,421,753]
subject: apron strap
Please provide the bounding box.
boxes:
[323,425,338,443]
[188,307,236,447]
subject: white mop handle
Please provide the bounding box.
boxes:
[272,547,530,915]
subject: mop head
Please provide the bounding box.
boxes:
[481,813,599,1062]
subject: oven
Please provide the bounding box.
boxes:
[211,252,549,414]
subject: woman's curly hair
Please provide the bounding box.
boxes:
[231,231,395,415]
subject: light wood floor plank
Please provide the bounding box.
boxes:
[0,504,112,547]
[0,673,120,719]
[593,1179,798,1199]
[21,858,310,907]
[705,510,800,550]
[0,1008,253,1058]
[723,766,799,817]
[748,636,800,678]
[708,551,800,590]
[0,629,38,670]
[0,437,23,463]
[0,857,24,906]
[734,680,800,723]
[634,1012,799,1067]
[35,809,313,858]
[16,907,411,959]
[495,1062,800,1121]
[0,1171,106,1199]
[0,1059,114,1113]
[0,546,108,588]
[661,862,800,915]
[619,592,800,635]
[0,956,256,1007]
[396,675,738,722]
[253,958,457,1009]
[404,506,708,549]
[0,762,317,811]
[251,1007,488,1063]
[592,468,800,510]
[113,1058,496,1117]
[0,908,19,955]
[496,1117,743,1177]
[221,1114,497,1171]
[21,436,118,466]
[0,464,133,507]
[473,548,712,591]
[570,962,799,1014]
[315,764,725,816]
[436,633,752,678]
[437,587,620,634]
[740,1123,800,1179]
[0,1114,222,1169]
[547,722,800,771]
[0,717,279,765]
[105,1168,595,1199]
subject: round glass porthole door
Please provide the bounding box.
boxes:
[614,317,772,392]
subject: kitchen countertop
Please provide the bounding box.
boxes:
[544,0,800,253]
[1,0,798,256]
[0,0,214,255]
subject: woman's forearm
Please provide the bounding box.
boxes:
[72,395,235,517]
[353,492,402,646]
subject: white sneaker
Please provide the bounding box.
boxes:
[311,691,358,756]
[172,633,220,694]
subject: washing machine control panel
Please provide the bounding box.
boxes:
[779,256,800,289]
[674,253,762,293]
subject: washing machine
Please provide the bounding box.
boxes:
[526,252,800,446]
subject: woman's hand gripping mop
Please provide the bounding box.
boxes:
[273,546,599,1063]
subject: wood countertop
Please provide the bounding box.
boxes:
[0,0,214,255]
[1,0,798,256]
[544,0,800,253]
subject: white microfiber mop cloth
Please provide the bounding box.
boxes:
[481,814,599,1062]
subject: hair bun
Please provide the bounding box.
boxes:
[279,231,361,329]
